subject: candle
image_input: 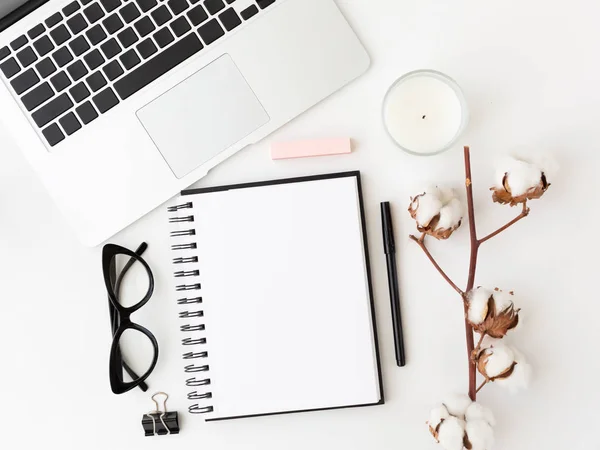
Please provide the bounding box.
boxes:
[383,70,469,156]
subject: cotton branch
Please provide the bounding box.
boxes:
[464,146,478,401]
[409,235,464,296]
[409,146,539,402]
[479,202,530,245]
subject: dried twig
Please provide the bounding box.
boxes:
[479,202,530,245]
[464,146,478,401]
[409,235,464,296]
[476,380,488,394]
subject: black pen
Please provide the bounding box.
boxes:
[381,202,406,367]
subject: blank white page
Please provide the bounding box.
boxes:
[186,175,381,420]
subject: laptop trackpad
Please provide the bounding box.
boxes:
[137,55,270,179]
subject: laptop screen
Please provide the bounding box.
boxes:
[1,0,49,33]
[1,1,31,20]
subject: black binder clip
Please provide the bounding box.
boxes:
[142,392,180,437]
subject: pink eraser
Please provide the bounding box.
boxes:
[271,138,352,160]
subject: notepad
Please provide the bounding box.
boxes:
[167,172,383,421]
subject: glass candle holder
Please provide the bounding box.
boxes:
[382,70,469,156]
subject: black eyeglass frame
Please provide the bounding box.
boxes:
[102,243,159,395]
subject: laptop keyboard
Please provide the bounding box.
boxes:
[0,0,276,147]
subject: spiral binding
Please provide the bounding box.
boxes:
[177,297,202,305]
[169,200,212,415]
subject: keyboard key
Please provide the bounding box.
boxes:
[115,33,202,100]
[151,5,172,26]
[45,12,63,28]
[204,0,224,15]
[170,16,191,37]
[10,35,28,51]
[103,13,124,34]
[42,123,65,146]
[225,0,235,3]
[136,38,157,59]
[86,71,107,91]
[84,49,105,70]
[0,46,9,61]
[22,82,54,111]
[101,38,122,59]
[32,93,73,127]
[52,47,74,67]
[59,112,82,135]
[240,5,258,20]
[34,36,55,56]
[198,18,224,45]
[67,60,88,80]
[103,60,124,80]
[117,27,138,48]
[119,49,140,69]
[11,68,40,94]
[93,87,119,113]
[0,57,20,78]
[87,24,107,45]
[257,0,275,9]
[70,82,91,102]
[100,0,122,13]
[76,101,98,124]
[84,3,105,23]
[81,0,93,4]
[168,0,189,15]
[28,24,46,40]
[218,8,241,31]
[120,2,141,23]
[136,0,157,12]
[67,13,88,34]
[69,35,90,56]
[134,17,156,37]
[50,71,72,91]
[153,27,174,48]
[17,47,38,67]
[36,58,57,78]
[50,24,71,45]
[187,5,208,26]
[63,1,81,16]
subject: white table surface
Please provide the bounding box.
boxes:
[1,0,598,448]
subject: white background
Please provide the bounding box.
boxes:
[1,0,598,449]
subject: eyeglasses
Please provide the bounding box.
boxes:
[102,243,159,395]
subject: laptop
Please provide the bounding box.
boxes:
[0,0,370,246]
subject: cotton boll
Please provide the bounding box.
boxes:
[492,155,551,206]
[480,346,515,378]
[467,288,492,325]
[429,405,450,430]
[494,155,521,188]
[495,348,531,393]
[443,394,472,419]
[525,151,560,179]
[436,198,463,231]
[492,289,514,312]
[465,419,495,450]
[505,158,543,197]
[465,402,496,427]
[409,186,463,239]
[434,186,458,205]
[413,193,442,227]
[437,417,466,450]
[469,288,520,338]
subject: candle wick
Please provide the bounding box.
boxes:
[422,115,427,119]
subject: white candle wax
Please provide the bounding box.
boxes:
[383,71,467,155]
